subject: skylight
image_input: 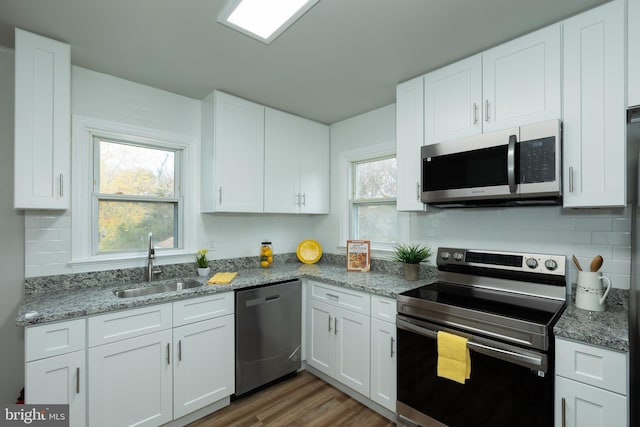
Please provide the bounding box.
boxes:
[218,0,320,44]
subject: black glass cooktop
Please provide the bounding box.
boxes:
[400,282,565,326]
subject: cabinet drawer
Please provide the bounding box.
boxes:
[309,281,370,315]
[371,295,396,323]
[556,338,628,395]
[173,293,234,327]
[26,318,85,362]
[88,304,172,347]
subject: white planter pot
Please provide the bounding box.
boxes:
[197,267,210,277]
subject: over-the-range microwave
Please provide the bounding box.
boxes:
[421,119,562,207]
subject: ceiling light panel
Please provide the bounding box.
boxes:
[218,0,320,44]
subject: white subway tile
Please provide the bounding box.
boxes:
[24,264,42,278]
[591,232,631,246]
[608,273,630,290]
[573,245,612,259]
[613,246,631,261]
[575,218,613,231]
[613,218,631,232]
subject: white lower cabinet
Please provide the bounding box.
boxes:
[173,315,234,419]
[25,350,86,427]
[555,338,628,427]
[25,318,86,427]
[555,376,627,427]
[370,317,396,412]
[88,329,173,427]
[306,283,371,397]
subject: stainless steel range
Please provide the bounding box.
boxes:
[396,247,567,427]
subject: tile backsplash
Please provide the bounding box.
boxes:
[411,205,632,289]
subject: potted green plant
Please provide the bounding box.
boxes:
[196,249,210,277]
[392,243,432,281]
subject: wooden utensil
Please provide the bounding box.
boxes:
[572,255,583,271]
[590,255,604,272]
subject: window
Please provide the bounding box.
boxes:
[93,137,183,254]
[351,156,398,245]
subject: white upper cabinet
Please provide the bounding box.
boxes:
[425,55,482,144]
[14,28,71,210]
[629,0,640,107]
[562,0,625,208]
[423,24,561,145]
[482,24,561,132]
[396,76,426,211]
[201,90,265,213]
[264,108,329,214]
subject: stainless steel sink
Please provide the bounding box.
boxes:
[114,279,203,298]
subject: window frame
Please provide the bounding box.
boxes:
[350,154,398,246]
[91,136,184,255]
[71,115,196,270]
[338,143,407,255]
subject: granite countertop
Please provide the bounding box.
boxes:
[554,288,629,353]
[16,261,432,327]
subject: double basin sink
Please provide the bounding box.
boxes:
[114,279,203,298]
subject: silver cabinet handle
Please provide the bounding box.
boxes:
[328,315,332,332]
[178,339,182,362]
[473,102,478,124]
[167,343,170,365]
[301,193,306,206]
[416,182,420,200]
[507,135,517,194]
[334,318,338,335]
[326,293,339,301]
[390,337,395,358]
[218,186,222,204]
[569,167,574,193]
[76,367,80,394]
[59,174,64,197]
[485,99,490,122]
[296,193,301,206]
[561,397,566,427]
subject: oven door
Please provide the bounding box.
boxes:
[396,315,553,427]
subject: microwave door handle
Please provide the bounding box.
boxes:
[507,134,517,193]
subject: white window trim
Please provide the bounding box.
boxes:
[337,143,410,257]
[71,115,196,271]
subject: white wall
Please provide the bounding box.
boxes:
[0,47,25,403]
[24,67,318,276]
[325,104,632,289]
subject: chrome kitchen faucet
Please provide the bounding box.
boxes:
[147,233,162,282]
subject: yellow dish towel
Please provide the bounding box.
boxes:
[437,331,471,384]
[207,272,238,285]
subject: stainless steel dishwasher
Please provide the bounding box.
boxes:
[234,279,301,396]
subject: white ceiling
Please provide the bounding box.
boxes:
[0,0,610,124]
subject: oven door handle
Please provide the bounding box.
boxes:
[397,317,544,370]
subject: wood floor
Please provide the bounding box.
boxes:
[188,371,395,427]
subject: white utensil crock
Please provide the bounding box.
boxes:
[575,271,612,312]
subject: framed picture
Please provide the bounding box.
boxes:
[347,240,371,272]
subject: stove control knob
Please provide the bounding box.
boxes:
[526,258,538,269]
[453,252,464,262]
[545,259,558,271]
[440,251,450,260]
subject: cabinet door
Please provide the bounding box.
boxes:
[264,108,299,213]
[264,108,329,214]
[555,376,628,427]
[629,0,640,107]
[307,300,334,376]
[425,55,482,144]
[298,117,330,214]
[173,315,234,419]
[26,350,85,427]
[482,24,561,132]
[204,91,264,213]
[562,0,625,207]
[14,28,70,210]
[88,330,173,427]
[370,318,396,412]
[396,76,426,211]
[334,306,370,397]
